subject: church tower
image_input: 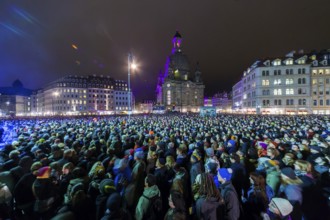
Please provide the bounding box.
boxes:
[172,31,183,53]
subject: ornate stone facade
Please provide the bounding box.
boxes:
[156,31,205,112]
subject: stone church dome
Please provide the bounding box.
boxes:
[169,52,190,72]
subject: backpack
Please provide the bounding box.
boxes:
[196,196,225,220]
[142,193,162,220]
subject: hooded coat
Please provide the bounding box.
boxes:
[135,185,160,220]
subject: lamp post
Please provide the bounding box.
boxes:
[127,52,137,121]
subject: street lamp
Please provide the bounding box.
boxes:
[128,52,137,121]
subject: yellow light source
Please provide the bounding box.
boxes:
[131,63,137,69]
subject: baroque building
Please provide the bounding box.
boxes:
[156,31,205,112]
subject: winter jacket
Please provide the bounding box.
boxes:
[131,160,146,208]
[266,168,281,195]
[190,161,202,185]
[135,185,161,220]
[196,195,225,220]
[220,181,240,220]
[13,172,36,209]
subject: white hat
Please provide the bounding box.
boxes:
[271,198,293,217]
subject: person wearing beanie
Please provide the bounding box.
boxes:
[32,166,59,218]
[267,197,293,219]
[95,178,116,220]
[217,168,240,220]
[190,152,203,186]
[279,167,303,220]
[1,149,20,171]
[135,174,161,220]
[226,139,237,154]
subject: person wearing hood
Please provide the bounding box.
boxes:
[135,174,161,220]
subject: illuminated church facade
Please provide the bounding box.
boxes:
[156,31,205,112]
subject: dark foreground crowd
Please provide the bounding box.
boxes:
[0,114,329,220]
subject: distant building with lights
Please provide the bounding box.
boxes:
[232,49,330,114]
[31,75,132,116]
[232,80,243,112]
[156,31,205,112]
[212,92,232,113]
[138,100,154,113]
[0,80,32,116]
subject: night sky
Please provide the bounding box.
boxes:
[1,0,330,101]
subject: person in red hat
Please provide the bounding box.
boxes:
[32,166,59,219]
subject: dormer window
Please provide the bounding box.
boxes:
[273,60,281,66]
[285,59,293,65]
[297,59,305,64]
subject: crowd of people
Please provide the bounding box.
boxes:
[0,113,329,220]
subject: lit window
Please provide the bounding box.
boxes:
[273,60,281,66]
[167,90,171,105]
[286,79,293,85]
[286,59,293,65]
[262,80,269,86]
[286,88,294,95]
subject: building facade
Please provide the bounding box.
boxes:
[0,80,32,116]
[212,92,232,113]
[156,31,205,112]
[233,50,330,114]
[232,80,243,112]
[31,75,132,115]
[311,51,330,114]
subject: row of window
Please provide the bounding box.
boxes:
[261,88,307,96]
[312,90,330,95]
[262,68,306,76]
[261,99,306,106]
[312,69,330,75]
[312,78,330,84]
[262,78,307,86]
[313,99,330,106]
[58,83,115,88]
